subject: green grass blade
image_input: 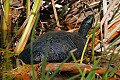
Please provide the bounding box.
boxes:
[30,12,40,80]
[41,48,48,80]
[85,58,100,80]
[50,57,69,80]
[102,50,119,80]
[80,34,93,63]
[70,50,82,74]
[45,70,50,80]
[67,74,81,80]
[81,68,86,80]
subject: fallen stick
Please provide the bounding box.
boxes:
[45,63,111,75]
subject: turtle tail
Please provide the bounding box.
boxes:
[78,14,95,37]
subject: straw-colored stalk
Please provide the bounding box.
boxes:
[103,0,108,39]
[15,0,42,55]
[26,0,30,17]
[51,0,61,27]
[2,0,10,30]
[100,0,118,41]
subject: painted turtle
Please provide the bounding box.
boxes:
[19,14,94,64]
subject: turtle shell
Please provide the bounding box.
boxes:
[19,31,86,64]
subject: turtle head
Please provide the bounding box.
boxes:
[78,14,95,37]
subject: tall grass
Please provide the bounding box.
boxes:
[30,12,40,80]
[2,0,10,30]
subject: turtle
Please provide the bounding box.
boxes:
[19,14,95,64]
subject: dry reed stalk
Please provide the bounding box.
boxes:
[94,0,119,51]
[51,0,61,28]
[94,20,120,51]
[103,0,108,39]
[106,23,120,41]
[100,0,118,41]
[15,0,42,54]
